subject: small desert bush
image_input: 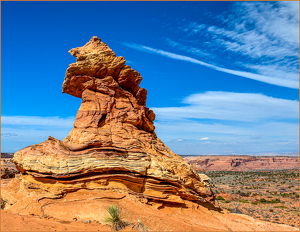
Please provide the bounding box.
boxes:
[274,205,288,209]
[270,198,280,203]
[260,198,267,203]
[239,200,249,203]
[104,205,129,231]
[216,196,225,200]
[258,198,281,204]
[280,193,289,197]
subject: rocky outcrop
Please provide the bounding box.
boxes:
[1,158,18,179]
[185,155,299,172]
[1,37,214,220]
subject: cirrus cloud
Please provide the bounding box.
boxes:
[152,91,299,122]
[122,42,299,89]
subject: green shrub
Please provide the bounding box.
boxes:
[281,193,289,197]
[239,200,249,203]
[270,198,280,203]
[104,205,129,231]
[216,196,225,200]
[274,205,288,209]
[260,198,267,203]
[224,200,231,203]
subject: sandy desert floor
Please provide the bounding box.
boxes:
[209,169,299,228]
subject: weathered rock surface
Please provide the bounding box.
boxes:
[184,155,299,172]
[2,37,214,221]
[1,158,18,179]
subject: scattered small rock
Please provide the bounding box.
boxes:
[82,220,91,224]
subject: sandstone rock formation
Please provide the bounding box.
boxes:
[1,37,214,220]
[185,155,299,172]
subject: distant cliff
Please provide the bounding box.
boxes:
[184,155,299,171]
[1,153,14,158]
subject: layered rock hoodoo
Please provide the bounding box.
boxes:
[2,37,214,220]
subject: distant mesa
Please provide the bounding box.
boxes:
[1,37,215,221]
[184,155,299,172]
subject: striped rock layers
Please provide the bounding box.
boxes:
[2,37,214,218]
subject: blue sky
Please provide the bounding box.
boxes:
[1,1,299,155]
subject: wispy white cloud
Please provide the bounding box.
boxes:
[174,1,299,88]
[211,2,299,56]
[198,137,209,140]
[155,120,299,139]
[122,42,299,89]
[152,91,298,154]
[152,91,298,121]
[242,63,299,83]
[165,38,211,58]
[154,120,299,154]
[1,116,75,127]
[1,116,75,152]
[234,2,298,45]
[180,22,206,35]
[1,126,72,153]
[1,133,18,137]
